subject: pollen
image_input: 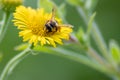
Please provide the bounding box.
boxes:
[13,6,72,47]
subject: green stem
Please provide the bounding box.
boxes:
[76,7,120,79]
[76,7,110,62]
[0,12,11,44]
[0,44,32,80]
[87,47,107,66]
[34,46,113,75]
[37,0,40,8]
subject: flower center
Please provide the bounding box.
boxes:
[31,26,45,36]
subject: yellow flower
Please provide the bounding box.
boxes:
[13,6,72,47]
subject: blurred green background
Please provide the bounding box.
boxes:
[0,0,120,80]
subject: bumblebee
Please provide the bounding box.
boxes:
[45,8,73,33]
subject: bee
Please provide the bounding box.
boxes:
[45,8,73,33]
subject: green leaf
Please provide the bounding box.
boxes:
[75,27,89,49]
[31,51,40,55]
[0,52,3,62]
[87,12,96,35]
[33,45,52,53]
[76,27,85,42]
[85,0,98,12]
[57,3,67,23]
[33,45,108,73]
[109,40,120,63]
[39,0,67,23]
[39,0,56,13]
[14,43,29,51]
[66,0,84,7]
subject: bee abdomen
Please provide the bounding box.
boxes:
[45,24,53,32]
[45,21,58,32]
[50,21,56,27]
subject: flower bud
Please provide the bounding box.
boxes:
[0,0,23,12]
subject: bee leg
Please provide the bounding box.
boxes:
[55,27,57,32]
[57,26,61,32]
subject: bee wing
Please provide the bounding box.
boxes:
[51,7,56,20]
[58,24,73,28]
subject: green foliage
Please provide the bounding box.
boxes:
[75,28,89,49]
[66,0,98,13]
[39,0,56,12]
[87,12,96,35]
[57,3,66,23]
[75,12,96,49]
[39,0,66,23]
[14,43,29,51]
[66,0,84,7]
[109,40,120,64]
[85,0,98,12]
[0,52,3,62]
